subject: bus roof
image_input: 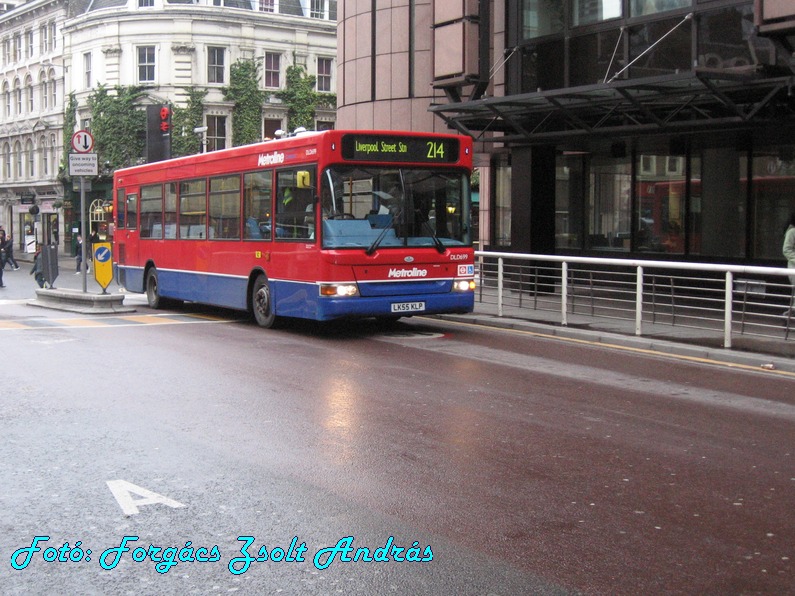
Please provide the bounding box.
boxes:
[114,129,472,181]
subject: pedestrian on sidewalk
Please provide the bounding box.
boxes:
[75,233,85,274]
[1,231,20,270]
[782,213,795,316]
[30,243,45,288]
[0,231,10,287]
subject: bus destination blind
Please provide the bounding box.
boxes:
[341,134,459,163]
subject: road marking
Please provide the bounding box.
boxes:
[106,480,186,515]
[0,313,234,331]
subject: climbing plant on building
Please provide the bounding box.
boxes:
[171,87,208,157]
[275,63,330,132]
[87,84,147,171]
[223,59,267,147]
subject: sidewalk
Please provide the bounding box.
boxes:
[5,246,122,296]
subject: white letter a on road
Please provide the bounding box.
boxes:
[106,479,186,515]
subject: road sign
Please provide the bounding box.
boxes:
[71,130,94,153]
[69,153,98,176]
[93,242,113,292]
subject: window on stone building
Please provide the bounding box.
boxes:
[39,72,47,111]
[317,57,332,92]
[14,80,21,115]
[40,25,49,54]
[83,52,92,88]
[264,53,280,88]
[310,0,327,19]
[14,141,22,178]
[41,135,49,176]
[1,143,9,179]
[208,47,225,84]
[137,46,156,83]
[25,76,33,112]
[259,0,276,11]
[207,115,227,152]
[26,139,34,178]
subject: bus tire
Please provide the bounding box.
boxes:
[146,267,163,309]
[251,274,276,328]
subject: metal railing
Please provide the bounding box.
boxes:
[475,251,795,349]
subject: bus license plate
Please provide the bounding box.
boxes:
[391,301,425,313]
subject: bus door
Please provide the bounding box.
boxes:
[114,186,138,286]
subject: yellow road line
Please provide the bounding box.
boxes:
[0,313,233,331]
[435,318,795,379]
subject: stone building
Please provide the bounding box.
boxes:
[0,0,336,252]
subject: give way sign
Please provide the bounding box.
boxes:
[71,130,94,153]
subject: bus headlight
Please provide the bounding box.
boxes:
[320,283,360,297]
[452,279,476,292]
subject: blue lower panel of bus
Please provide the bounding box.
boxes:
[120,266,473,321]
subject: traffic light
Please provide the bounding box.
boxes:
[146,104,172,162]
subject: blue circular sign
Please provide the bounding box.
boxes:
[95,246,111,263]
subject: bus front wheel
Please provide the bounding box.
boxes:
[251,275,276,328]
[146,267,162,309]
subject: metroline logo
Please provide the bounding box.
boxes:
[257,151,285,166]
[388,267,428,278]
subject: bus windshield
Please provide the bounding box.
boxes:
[320,166,471,250]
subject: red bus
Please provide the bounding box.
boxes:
[112,129,476,327]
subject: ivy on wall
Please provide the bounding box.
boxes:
[276,64,335,132]
[223,59,267,147]
[60,92,78,180]
[87,84,147,172]
[171,87,208,157]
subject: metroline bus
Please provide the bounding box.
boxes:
[112,129,476,327]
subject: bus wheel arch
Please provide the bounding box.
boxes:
[249,272,277,328]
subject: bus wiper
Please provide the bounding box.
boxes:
[421,219,446,253]
[365,210,399,255]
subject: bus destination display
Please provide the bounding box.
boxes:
[341,134,459,163]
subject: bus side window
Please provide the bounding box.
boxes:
[244,171,272,240]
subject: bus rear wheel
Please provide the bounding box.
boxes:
[146,267,162,309]
[251,275,276,328]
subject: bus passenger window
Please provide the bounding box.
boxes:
[244,171,272,240]
[140,184,164,239]
[179,179,207,239]
[209,175,241,240]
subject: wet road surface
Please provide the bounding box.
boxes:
[0,301,792,594]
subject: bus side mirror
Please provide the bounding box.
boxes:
[296,171,311,189]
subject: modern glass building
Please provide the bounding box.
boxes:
[338,0,795,265]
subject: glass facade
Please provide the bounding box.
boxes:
[572,0,621,27]
[552,141,795,260]
[521,0,564,39]
[494,157,512,247]
[513,0,784,92]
